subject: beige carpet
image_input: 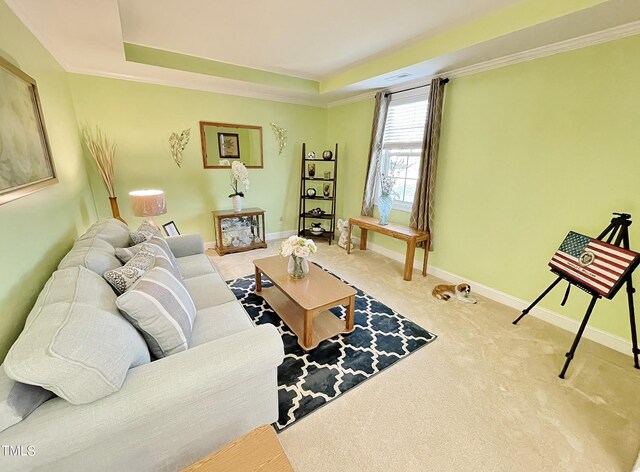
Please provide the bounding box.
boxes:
[210,241,640,472]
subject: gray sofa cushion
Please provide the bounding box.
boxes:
[4,266,150,405]
[176,254,217,279]
[5,301,150,405]
[58,237,122,275]
[77,218,130,249]
[191,301,254,347]
[116,266,196,358]
[0,368,54,433]
[30,266,118,319]
[183,273,237,310]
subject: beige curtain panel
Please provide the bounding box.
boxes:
[410,77,448,250]
[361,91,391,216]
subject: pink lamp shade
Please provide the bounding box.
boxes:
[129,190,167,217]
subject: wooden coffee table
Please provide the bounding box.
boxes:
[254,255,356,350]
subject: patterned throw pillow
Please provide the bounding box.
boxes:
[103,244,155,294]
[116,236,182,281]
[129,221,161,245]
[116,266,196,358]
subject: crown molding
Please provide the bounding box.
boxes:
[447,20,640,79]
[327,21,640,108]
[65,66,327,108]
[326,90,377,108]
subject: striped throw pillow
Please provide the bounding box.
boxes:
[116,266,196,358]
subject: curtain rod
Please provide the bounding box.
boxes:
[384,77,449,97]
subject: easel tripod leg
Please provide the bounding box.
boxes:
[513,276,563,325]
[559,295,599,379]
[625,277,640,369]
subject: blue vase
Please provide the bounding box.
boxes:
[377,193,393,225]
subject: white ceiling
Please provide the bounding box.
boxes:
[118,0,519,80]
[4,0,640,106]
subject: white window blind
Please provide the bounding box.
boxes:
[379,89,429,208]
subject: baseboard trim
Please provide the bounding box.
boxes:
[359,240,632,356]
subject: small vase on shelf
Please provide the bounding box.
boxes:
[231,195,243,213]
[288,255,310,279]
[377,193,393,225]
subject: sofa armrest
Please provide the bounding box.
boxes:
[0,324,284,472]
[166,233,205,257]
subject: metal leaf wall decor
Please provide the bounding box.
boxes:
[270,122,287,156]
[169,128,191,167]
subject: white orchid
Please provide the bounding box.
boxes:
[229,161,249,196]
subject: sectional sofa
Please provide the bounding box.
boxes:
[0,218,284,471]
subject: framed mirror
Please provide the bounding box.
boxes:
[200,121,263,169]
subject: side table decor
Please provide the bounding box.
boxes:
[279,235,317,279]
[82,126,125,223]
[229,161,249,212]
[377,161,401,226]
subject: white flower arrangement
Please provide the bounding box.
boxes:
[279,235,317,259]
[229,161,249,197]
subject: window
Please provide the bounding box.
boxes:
[379,88,429,211]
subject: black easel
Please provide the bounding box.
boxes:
[513,213,640,378]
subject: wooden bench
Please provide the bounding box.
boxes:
[347,215,430,281]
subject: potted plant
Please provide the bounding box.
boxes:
[229,161,249,212]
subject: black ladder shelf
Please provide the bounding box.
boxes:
[297,143,338,244]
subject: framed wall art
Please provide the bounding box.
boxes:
[218,132,240,159]
[0,56,57,205]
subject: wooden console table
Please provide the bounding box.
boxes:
[347,215,430,281]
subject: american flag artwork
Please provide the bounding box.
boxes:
[549,231,640,299]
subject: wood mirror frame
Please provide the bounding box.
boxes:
[200,121,264,169]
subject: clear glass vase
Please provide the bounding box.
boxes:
[287,255,309,279]
[377,193,393,225]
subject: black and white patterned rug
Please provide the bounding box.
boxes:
[227,268,437,431]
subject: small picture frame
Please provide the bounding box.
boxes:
[162,221,180,237]
[218,132,240,159]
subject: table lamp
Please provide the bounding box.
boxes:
[129,189,167,228]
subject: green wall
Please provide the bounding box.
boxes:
[0,2,96,359]
[329,35,640,341]
[68,75,327,242]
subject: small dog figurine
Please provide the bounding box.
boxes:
[432,283,477,304]
[337,218,353,250]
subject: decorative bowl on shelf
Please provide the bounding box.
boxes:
[309,207,325,217]
[310,223,324,235]
[322,150,333,160]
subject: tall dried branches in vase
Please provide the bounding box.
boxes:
[82,126,125,223]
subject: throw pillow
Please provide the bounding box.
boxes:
[116,266,196,358]
[103,244,155,294]
[116,236,182,281]
[0,368,55,433]
[129,221,161,245]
